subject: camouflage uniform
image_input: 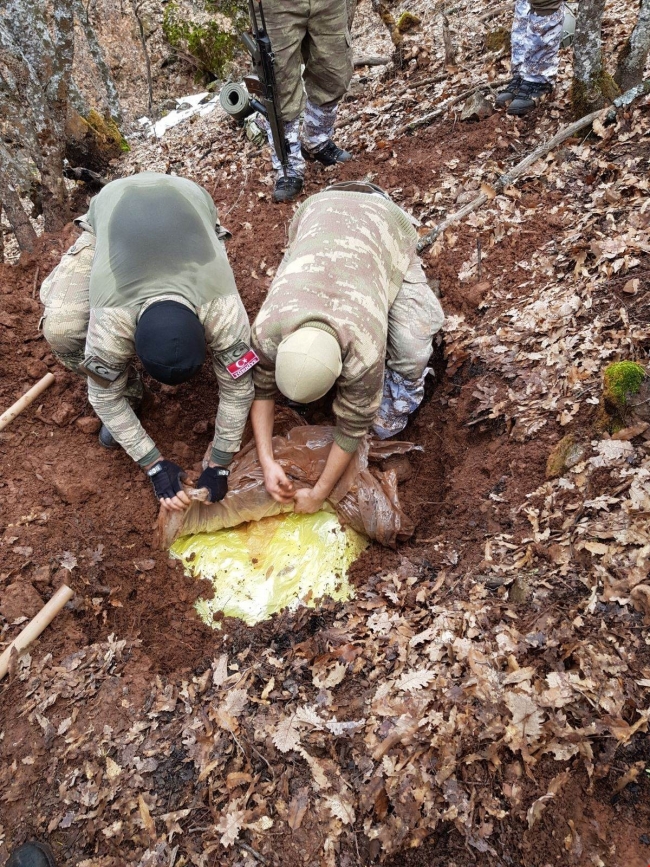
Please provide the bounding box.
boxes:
[259,0,353,178]
[251,185,445,450]
[40,173,254,468]
[512,0,565,85]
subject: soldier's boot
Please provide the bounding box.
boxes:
[301,140,352,167]
[98,367,144,450]
[507,80,553,116]
[273,176,304,204]
[6,842,57,867]
[495,75,523,108]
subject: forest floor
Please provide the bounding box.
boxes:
[2,1,650,866]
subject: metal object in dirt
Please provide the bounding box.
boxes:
[219,81,255,122]
[561,2,577,48]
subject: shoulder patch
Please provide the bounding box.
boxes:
[219,341,259,380]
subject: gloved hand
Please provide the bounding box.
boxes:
[197,465,230,503]
[146,459,186,501]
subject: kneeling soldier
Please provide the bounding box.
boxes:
[40,172,256,511]
[250,181,445,514]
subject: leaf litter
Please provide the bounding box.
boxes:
[2,0,650,864]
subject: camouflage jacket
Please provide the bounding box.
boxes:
[86,295,254,468]
[251,189,424,452]
[81,174,254,468]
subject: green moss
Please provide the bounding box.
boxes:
[486,27,510,53]
[85,110,130,154]
[603,361,645,408]
[396,11,421,33]
[597,361,647,433]
[163,1,247,82]
[571,69,621,118]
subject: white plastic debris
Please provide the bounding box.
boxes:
[137,92,220,139]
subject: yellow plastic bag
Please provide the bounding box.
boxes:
[171,510,369,627]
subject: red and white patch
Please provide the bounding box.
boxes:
[226,349,260,379]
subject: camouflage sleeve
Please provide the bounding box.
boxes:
[201,296,255,466]
[85,308,161,468]
[333,362,385,453]
[250,319,281,400]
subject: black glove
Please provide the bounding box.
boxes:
[197,465,230,503]
[146,460,186,501]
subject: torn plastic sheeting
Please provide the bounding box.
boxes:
[157,425,421,550]
[137,91,220,138]
[171,510,368,626]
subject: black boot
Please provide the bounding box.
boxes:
[302,140,352,167]
[273,176,304,203]
[507,80,553,116]
[98,424,118,449]
[6,842,56,867]
[495,75,522,108]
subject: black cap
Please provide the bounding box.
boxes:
[135,300,206,385]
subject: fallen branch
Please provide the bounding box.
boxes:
[478,1,513,22]
[412,72,449,89]
[354,54,391,67]
[0,585,74,680]
[399,79,507,134]
[0,372,56,431]
[417,79,650,252]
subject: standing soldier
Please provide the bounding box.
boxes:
[40,172,256,512]
[496,0,566,116]
[250,181,445,514]
[255,0,354,203]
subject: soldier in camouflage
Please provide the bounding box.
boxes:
[496,0,566,116]
[40,172,255,511]
[250,181,445,514]
[255,0,354,204]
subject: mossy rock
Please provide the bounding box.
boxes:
[65,110,129,173]
[486,27,510,53]
[598,360,647,432]
[396,11,421,33]
[546,434,586,479]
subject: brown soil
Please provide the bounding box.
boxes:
[1,111,648,867]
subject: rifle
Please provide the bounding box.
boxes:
[241,0,289,179]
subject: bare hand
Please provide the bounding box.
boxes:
[263,461,294,503]
[293,487,325,514]
[159,489,192,513]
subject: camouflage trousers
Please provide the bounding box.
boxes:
[511,0,564,84]
[39,232,143,403]
[258,98,339,179]
[373,368,431,439]
[373,276,444,438]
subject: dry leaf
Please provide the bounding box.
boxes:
[324,793,355,825]
[273,716,301,753]
[216,807,246,847]
[313,662,347,689]
[288,787,309,831]
[395,668,436,692]
[138,794,156,839]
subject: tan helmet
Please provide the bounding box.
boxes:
[275,326,342,403]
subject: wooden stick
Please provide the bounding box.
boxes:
[0,585,74,680]
[416,78,650,252]
[417,108,603,252]
[0,372,55,431]
[399,79,507,134]
[353,54,390,67]
[478,1,513,22]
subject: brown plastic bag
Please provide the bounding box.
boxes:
[157,425,420,550]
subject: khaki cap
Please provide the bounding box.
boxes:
[275,327,342,403]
